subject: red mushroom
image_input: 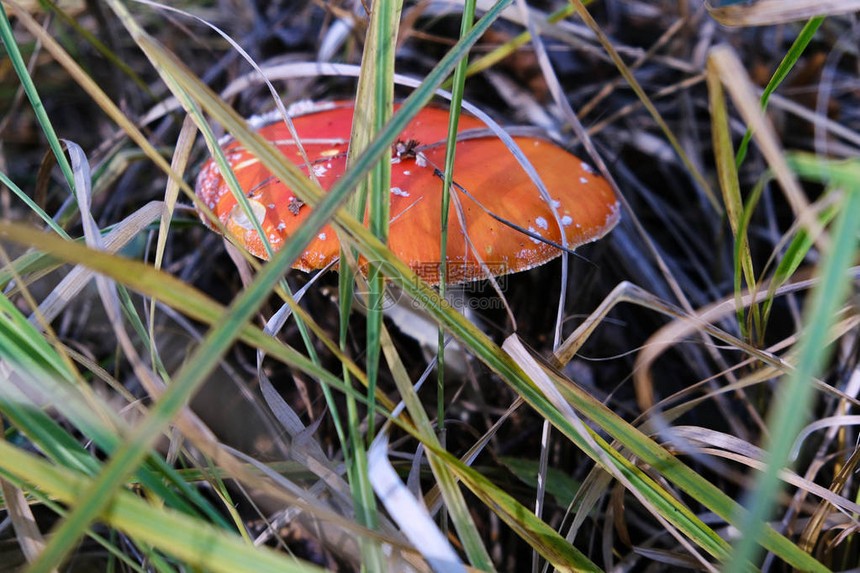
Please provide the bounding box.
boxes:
[195,101,619,284]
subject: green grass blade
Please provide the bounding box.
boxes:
[707,65,760,340]
[0,3,75,192]
[363,0,400,446]
[735,16,825,167]
[734,177,766,338]
[438,0,476,417]
[338,3,402,568]
[761,203,838,329]
[433,3,502,570]
[0,171,71,239]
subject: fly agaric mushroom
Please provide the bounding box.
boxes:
[195,100,619,284]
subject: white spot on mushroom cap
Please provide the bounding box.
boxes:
[581,162,595,174]
[286,99,335,118]
[535,216,548,231]
[318,232,327,241]
[391,187,409,197]
[229,200,267,230]
[313,164,328,177]
[285,99,315,116]
[579,176,588,184]
[246,114,271,129]
[245,100,337,133]
[551,199,561,209]
[415,155,427,168]
[527,226,542,245]
[561,215,573,226]
[403,170,411,175]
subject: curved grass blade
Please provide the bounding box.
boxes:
[734,16,824,167]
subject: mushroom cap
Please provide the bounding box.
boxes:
[195,101,619,284]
